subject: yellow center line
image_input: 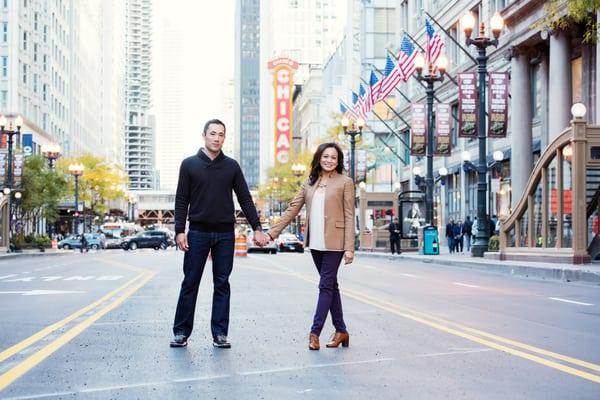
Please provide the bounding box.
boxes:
[250,257,600,383]
[0,261,153,364]
[0,271,156,392]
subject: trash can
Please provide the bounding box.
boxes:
[422,226,440,255]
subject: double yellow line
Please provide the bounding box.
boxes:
[0,261,155,392]
[245,262,600,384]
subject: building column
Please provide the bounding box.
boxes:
[540,52,550,150]
[510,49,533,208]
[548,31,572,141]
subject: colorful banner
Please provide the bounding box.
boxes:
[268,57,298,164]
[21,133,33,157]
[488,72,509,138]
[434,103,451,156]
[0,150,6,187]
[410,103,427,156]
[458,72,477,138]
[13,152,23,188]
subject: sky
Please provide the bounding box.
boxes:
[151,0,235,178]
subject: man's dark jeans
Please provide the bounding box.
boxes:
[173,230,235,339]
[390,236,401,254]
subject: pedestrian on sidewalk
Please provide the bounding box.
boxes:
[170,119,268,349]
[454,220,464,253]
[445,219,455,254]
[463,216,473,252]
[388,217,401,255]
[260,143,355,351]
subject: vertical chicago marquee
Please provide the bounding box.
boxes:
[268,57,298,164]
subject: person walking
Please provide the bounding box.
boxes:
[454,220,464,253]
[80,233,88,253]
[445,219,455,254]
[388,217,401,255]
[170,119,268,349]
[463,216,473,252]
[260,143,355,351]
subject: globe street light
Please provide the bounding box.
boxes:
[68,163,84,234]
[462,10,505,257]
[341,117,365,183]
[414,51,449,226]
[41,143,61,168]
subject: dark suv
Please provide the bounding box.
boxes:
[121,231,169,251]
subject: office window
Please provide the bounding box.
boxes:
[0,90,6,108]
[22,63,26,83]
[33,43,38,61]
[2,22,7,43]
[42,83,47,101]
[33,73,37,92]
[3,1,7,8]
[1,56,6,77]
[22,30,26,50]
[530,62,542,119]
[43,54,47,71]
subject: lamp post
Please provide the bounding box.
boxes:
[68,163,84,234]
[462,149,504,222]
[1,115,23,251]
[341,117,365,183]
[291,163,307,234]
[414,51,448,226]
[128,194,137,222]
[461,11,505,257]
[41,143,61,168]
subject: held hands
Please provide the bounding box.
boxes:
[253,230,271,247]
[176,233,189,252]
[344,251,354,265]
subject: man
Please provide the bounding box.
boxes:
[445,219,455,254]
[80,233,88,253]
[454,220,463,253]
[463,216,473,252]
[170,119,268,349]
[388,217,401,255]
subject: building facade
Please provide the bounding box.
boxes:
[124,0,155,190]
[235,0,261,189]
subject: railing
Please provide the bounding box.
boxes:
[499,116,600,263]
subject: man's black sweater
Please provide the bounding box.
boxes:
[174,149,261,235]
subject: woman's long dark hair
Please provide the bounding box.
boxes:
[308,142,345,186]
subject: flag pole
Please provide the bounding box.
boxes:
[402,31,459,87]
[424,11,477,64]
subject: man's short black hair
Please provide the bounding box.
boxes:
[203,119,226,135]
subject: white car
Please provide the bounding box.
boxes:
[246,229,278,254]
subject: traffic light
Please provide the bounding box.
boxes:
[73,212,80,218]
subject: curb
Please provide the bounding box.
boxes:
[0,250,75,261]
[355,251,600,284]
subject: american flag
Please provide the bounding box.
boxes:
[340,99,359,120]
[398,36,418,81]
[377,54,404,101]
[367,70,380,110]
[353,83,368,119]
[426,18,444,66]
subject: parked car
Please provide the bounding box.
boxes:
[58,234,103,250]
[121,231,169,250]
[102,231,123,249]
[246,229,278,254]
[276,233,304,253]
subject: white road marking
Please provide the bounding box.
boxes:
[548,297,593,306]
[0,290,85,296]
[0,274,18,280]
[0,275,123,282]
[453,282,480,288]
[400,273,417,278]
[2,277,35,282]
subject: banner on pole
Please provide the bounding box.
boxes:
[434,103,451,156]
[13,152,24,188]
[0,150,6,187]
[410,103,427,156]
[488,72,509,138]
[458,72,477,138]
[22,133,33,157]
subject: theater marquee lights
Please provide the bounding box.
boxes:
[268,57,298,164]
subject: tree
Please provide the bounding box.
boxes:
[536,0,600,43]
[57,154,128,218]
[20,155,68,228]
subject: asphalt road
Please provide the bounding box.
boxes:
[0,248,599,399]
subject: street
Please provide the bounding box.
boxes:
[0,250,599,399]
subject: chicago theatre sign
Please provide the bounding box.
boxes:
[268,57,298,164]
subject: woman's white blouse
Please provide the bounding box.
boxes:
[308,187,328,250]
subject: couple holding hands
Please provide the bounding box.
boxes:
[170,119,355,351]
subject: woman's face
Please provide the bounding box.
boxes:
[319,147,339,173]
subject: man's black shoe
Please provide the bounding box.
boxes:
[170,334,188,348]
[213,335,231,348]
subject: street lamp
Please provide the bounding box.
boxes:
[68,163,84,234]
[414,51,448,226]
[41,143,61,168]
[341,117,365,183]
[291,163,307,234]
[462,10,505,257]
[128,194,137,222]
[1,115,23,252]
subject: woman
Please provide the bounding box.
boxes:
[266,142,355,351]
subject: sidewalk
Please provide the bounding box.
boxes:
[355,247,600,284]
[0,248,74,260]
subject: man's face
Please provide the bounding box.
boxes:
[203,123,226,153]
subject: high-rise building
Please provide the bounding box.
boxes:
[125,0,154,190]
[0,0,124,157]
[235,0,260,190]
